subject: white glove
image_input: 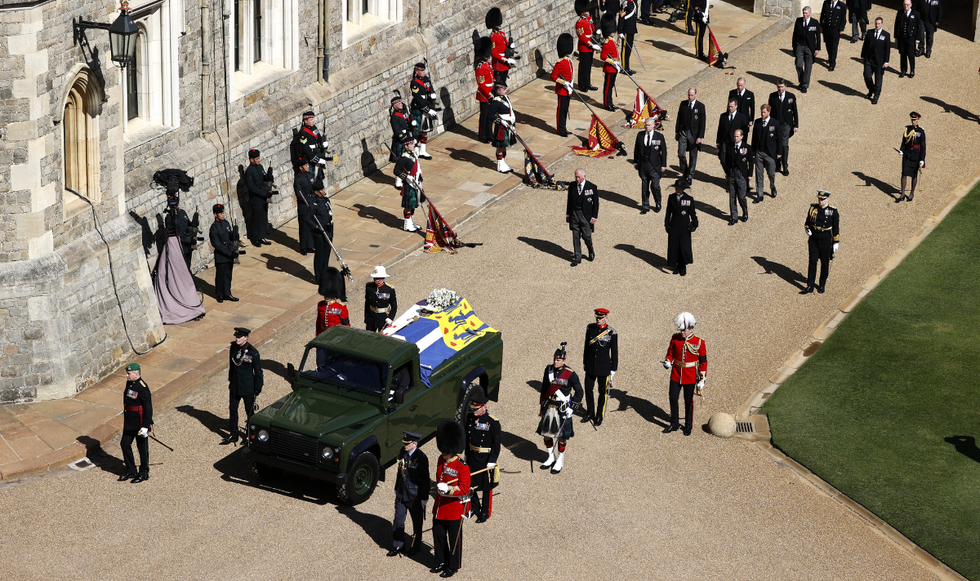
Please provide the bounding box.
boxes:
[702,15,708,23]
[429,93,437,99]
[385,318,393,325]
[591,43,601,51]
[437,482,449,494]
[317,158,327,167]
[897,150,903,156]
[833,243,839,253]
[323,141,330,150]
[487,462,496,468]
[619,33,625,40]
[609,370,616,379]
[696,380,705,390]
[806,228,813,236]
[662,359,671,369]
[411,120,417,126]
[506,58,517,65]
[138,427,149,437]
[428,110,438,118]
[564,81,575,93]
[614,61,623,71]
[919,161,924,167]
[564,407,574,419]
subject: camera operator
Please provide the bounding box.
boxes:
[209,204,241,303]
[244,149,275,247]
[164,205,197,269]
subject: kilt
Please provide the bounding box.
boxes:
[536,403,574,439]
[491,121,515,149]
[410,108,432,136]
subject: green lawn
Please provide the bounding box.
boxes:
[763,183,980,580]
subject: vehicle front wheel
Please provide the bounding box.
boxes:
[337,451,380,505]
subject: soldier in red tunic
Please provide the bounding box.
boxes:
[599,14,622,111]
[316,266,349,335]
[575,0,600,92]
[487,8,516,85]
[537,342,584,474]
[662,312,707,436]
[475,37,496,144]
[551,34,575,137]
[431,420,470,578]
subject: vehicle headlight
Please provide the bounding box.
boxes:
[321,446,335,460]
[257,429,270,442]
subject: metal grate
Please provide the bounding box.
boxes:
[270,430,319,463]
[735,421,755,434]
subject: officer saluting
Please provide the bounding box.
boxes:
[582,308,618,427]
[120,362,153,483]
[409,62,439,160]
[800,190,840,294]
[464,395,500,523]
[897,111,926,202]
[388,431,430,557]
[364,265,397,332]
[222,327,263,444]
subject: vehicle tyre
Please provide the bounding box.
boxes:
[337,451,380,505]
[245,451,284,481]
[455,381,486,424]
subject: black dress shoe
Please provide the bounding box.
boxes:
[131,474,149,484]
[782,168,790,176]
[850,38,857,43]
[430,564,446,574]
[440,570,456,578]
[682,427,692,436]
[118,472,136,482]
[867,91,874,99]
[604,105,617,112]
[589,85,599,91]
[227,296,240,302]
[678,265,687,276]
[728,219,736,226]
[895,195,906,203]
[216,297,224,303]
[871,97,878,105]
[386,548,401,557]
[899,72,905,78]
[580,414,593,423]
[828,65,835,72]
[261,239,272,245]
[906,193,914,202]
[558,131,570,138]
[300,250,308,256]
[740,216,748,222]
[800,286,815,294]
[476,514,488,523]
[771,188,777,198]
[626,69,637,75]
[909,71,915,78]
[570,259,579,267]
[594,418,603,427]
[653,205,662,213]
[752,196,762,204]
[252,241,263,248]
[663,424,680,433]
[801,87,807,93]
[587,251,595,262]
[817,285,825,294]
[640,208,649,215]
[925,51,931,58]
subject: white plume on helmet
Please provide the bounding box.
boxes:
[674,312,696,331]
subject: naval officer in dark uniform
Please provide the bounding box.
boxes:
[582,308,618,426]
[120,362,153,483]
[389,431,430,557]
[222,327,263,444]
[464,396,501,522]
[801,190,840,294]
[364,265,397,332]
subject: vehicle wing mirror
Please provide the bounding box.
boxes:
[287,363,297,388]
[393,389,404,406]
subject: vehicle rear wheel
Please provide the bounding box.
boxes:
[337,451,380,505]
[455,381,486,424]
[245,450,283,481]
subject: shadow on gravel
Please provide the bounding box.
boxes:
[609,388,670,427]
[526,380,541,394]
[852,171,899,199]
[751,256,807,290]
[693,199,729,222]
[336,505,393,550]
[920,96,980,124]
[77,436,130,477]
[176,404,228,438]
[614,243,669,272]
[445,147,497,171]
[266,228,301,254]
[945,436,980,464]
[213,449,334,505]
[352,203,404,229]
[745,70,785,87]
[517,236,575,262]
[263,359,291,383]
[817,79,865,99]
[501,430,545,463]
[599,188,641,210]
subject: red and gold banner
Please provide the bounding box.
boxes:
[625,89,667,130]
[572,114,621,158]
[424,201,462,253]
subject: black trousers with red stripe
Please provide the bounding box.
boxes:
[578,52,594,90]
[121,430,149,475]
[556,94,570,136]
[433,518,463,572]
[603,71,617,108]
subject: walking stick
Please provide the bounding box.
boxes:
[147,431,174,452]
[294,189,354,282]
[624,36,646,70]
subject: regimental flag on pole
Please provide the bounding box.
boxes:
[707,27,730,68]
[424,200,463,253]
[572,114,622,158]
[625,88,667,130]
[524,151,553,188]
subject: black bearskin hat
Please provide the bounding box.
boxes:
[575,0,591,14]
[604,0,620,13]
[600,13,617,37]
[477,36,493,61]
[318,266,347,301]
[485,7,503,29]
[557,33,574,58]
[437,420,466,455]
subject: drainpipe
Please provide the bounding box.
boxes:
[200,0,211,136]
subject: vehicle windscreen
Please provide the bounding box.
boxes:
[299,347,389,394]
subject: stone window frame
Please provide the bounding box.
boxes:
[62,69,104,217]
[342,0,403,49]
[227,0,300,100]
[123,0,183,143]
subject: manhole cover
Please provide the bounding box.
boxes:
[68,458,95,471]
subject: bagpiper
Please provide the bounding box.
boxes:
[409,61,440,160]
[599,14,622,111]
[897,111,926,202]
[486,7,517,85]
[575,0,600,92]
[393,136,423,232]
[550,33,575,137]
[431,420,470,578]
[488,82,517,173]
[389,92,410,190]
[475,37,496,144]
[537,342,584,474]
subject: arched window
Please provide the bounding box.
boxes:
[63,71,102,211]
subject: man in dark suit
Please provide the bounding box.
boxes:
[728,77,756,128]
[847,0,872,42]
[389,431,430,557]
[675,87,706,185]
[820,0,848,70]
[895,0,923,77]
[861,17,890,104]
[725,129,752,225]
[633,118,668,214]
[792,6,821,92]
[751,104,782,201]
[566,168,599,267]
[916,0,941,58]
[716,99,750,176]
[768,80,800,175]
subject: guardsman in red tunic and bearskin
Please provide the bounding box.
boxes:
[475,37,496,144]
[315,266,350,366]
[388,92,410,189]
[662,312,707,436]
[409,61,440,160]
[120,362,153,483]
[599,14,622,111]
[537,342,584,474]
[431,420,470,578]
[575,0,600,92]
[551,33,575,137]
[487,8,516,85]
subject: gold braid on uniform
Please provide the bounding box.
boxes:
[232,346,248,367]
[684,338,700,355]
[903,127,917,144]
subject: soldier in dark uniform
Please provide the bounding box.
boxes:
[305,178,334,284]
[566,168,599,267]
[917,0,941,57]
[675,87,706,185]
[662,312,707,436]
[725,129,752,225]
[665,180,699,275]
[294,157,316,255]
[244,149,273,247]
[388,431,430,557]
[768,80,799,175]
[575,0,600,92]
[209,203,239,303]
[633,117,668,214]
[801,190,840,294]
[692,0,708,60]
[861,18,890,104]
[120,362,153,483]
[537,343,584,474]
[847,0,871,43]
[751,104,783,200]
[792,7,821,92]
[164,204,195,269]
[364,265,397,332]
[293,110,329,179]
[393,136,423,232]
[389,93,410,189]
[618,0,638,74]
[582,308,618,427]
[898,111,926,202]
[489,82,517,174]
[551,34,576,137]
[819,0,847,71]
[464,395,500,523]
[895,0,923,77]
[409,62,440,160]
[221,327,263,444]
